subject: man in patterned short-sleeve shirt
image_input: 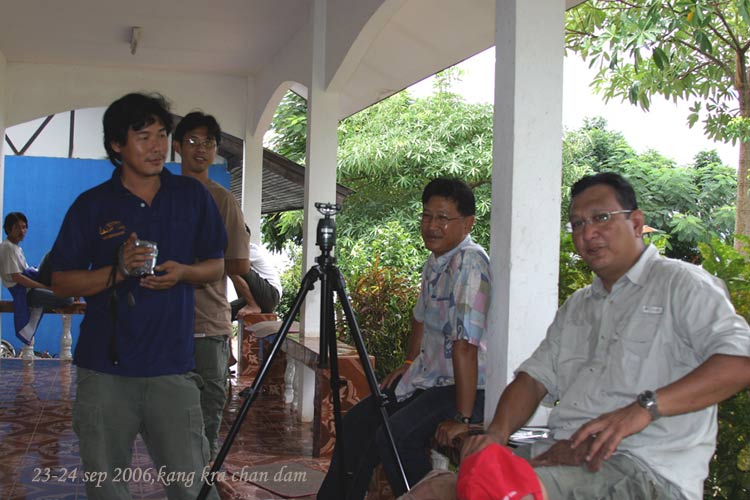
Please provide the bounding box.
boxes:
[318,177,492,499]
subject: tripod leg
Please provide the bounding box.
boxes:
[330,265,411,494]
[196,265,321,500]
[319,267,349,494]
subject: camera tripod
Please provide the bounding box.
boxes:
[197,202,409,499]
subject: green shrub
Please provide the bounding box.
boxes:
[337,219,427,287]
[277,242,302,320]
[558,232,593,304]
[337,257,419,380]
[698,237,750,498]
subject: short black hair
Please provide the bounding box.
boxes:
[422,177,476,216]
[570,172,638,212]
[173,111,222,146]
[103,93,173,167]
[4,212,27,236]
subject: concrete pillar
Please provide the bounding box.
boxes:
[301,0,339,340]
[486,0,565,425]
[241,135,263,244]
[242,78,264,244]
[295,0,340,423]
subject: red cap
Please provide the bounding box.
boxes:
[457,444,544,500]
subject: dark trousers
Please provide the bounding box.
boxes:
[317,384,484,500]
[27,288,74,310]
[230,270,280,318]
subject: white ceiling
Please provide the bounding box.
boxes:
[0,0,587,124]
[0,0,312,76]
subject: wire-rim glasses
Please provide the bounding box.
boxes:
[566,210,633,234]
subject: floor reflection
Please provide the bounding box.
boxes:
[0,357,328,500]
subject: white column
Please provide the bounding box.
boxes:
[295,0,339,423]
[242,138,264,244]
[301,0,339,340]
[0,51,7,347]
[486,0,565,425]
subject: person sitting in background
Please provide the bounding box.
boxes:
[0,212,73,309]
[229,226,282,317]
[0,212,74,344]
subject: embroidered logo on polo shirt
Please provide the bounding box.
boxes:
[99,220,126,240]
[642,305,663,314]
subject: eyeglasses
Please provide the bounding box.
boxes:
[185,136,217,148]
[566,210,633,233]
[420,212,464,227]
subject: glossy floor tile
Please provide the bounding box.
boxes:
[0,356,329,500]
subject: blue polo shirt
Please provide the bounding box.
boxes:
[50,168,227,377]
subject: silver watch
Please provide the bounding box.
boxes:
[637,390,661,421]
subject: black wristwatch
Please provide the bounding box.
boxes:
[453,412,471,424]
[636,390,661,421]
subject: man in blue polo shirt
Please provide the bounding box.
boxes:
[50,93,226,500]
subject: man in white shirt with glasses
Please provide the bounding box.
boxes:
[457,171,750,500]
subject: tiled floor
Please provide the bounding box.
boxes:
[0,355,330,500]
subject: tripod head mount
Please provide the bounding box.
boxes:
[315,202,341,254]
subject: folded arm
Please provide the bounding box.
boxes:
[53,232,224,297]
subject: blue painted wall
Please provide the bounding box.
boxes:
[2,156,230,356]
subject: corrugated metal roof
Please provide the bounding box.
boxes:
[219,132,352,214]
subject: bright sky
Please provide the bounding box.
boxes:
[409,48,738,167]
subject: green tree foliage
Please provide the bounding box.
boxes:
[709,388,750,498]
[339,70,493,189]
[561,118,736,262]
[264,72,495,375]
[266,92,307,165]
[338,220,426,287]
[558,232,594,304]
[264,71,494,257]
[561,117,634,216]
[276,242,302,321]
[266,78,747,497]
[261,210,304,252]
[336,70,493,255]
[565,0,750,244]
[261,92,308,251]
